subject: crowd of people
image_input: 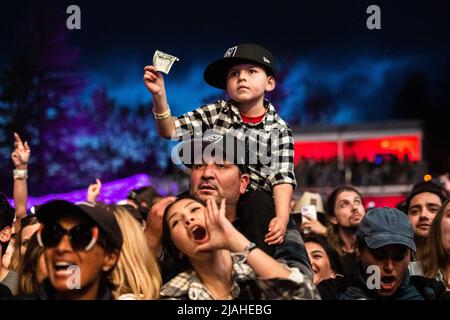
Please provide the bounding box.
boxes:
[295,155,428,187]
[1,131,449,300]
[1,43,449,301]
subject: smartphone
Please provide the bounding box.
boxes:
[301,205,317,235]
[301,205,317,221]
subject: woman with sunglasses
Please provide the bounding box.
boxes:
[159,195,320,300]
[31,200,122,300]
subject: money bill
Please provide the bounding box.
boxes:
[153,50,180,74]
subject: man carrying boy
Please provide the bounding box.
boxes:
[144,44,296,255]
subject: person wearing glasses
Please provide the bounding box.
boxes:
[31,200,122,300]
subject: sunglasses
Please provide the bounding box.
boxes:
[37,223,99,251]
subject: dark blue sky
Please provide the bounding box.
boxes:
[2,0,450,124]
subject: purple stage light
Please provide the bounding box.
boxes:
[7,173,186,209]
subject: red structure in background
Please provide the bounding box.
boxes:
[294,135,420,164]
[291,120,423,208]
[364,195,406,209]
[292,121,422,165]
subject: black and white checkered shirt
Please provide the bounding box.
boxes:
[159,253,320,300]
[173,99,297,192]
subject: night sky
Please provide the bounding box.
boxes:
[2,0,449,117]
[1,0,450,181]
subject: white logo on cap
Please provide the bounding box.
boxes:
[204,134,223,144]
[224,46,237,58]
[263,56,270,64]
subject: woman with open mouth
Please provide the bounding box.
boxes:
[32,200,122,300]
[159,195,320,300]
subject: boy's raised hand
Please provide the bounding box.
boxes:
[143,65,166,96]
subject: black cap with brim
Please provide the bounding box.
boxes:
[36,200,123,250]
[203,44,277,89]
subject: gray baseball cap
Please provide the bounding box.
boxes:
[357,207,416,252]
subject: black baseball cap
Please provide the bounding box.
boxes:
[36,200,123,250]
[203,43,277,89]
[174,132,248,173]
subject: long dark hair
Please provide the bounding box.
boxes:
[325,185,365,255]
[161,195,197,281]
[421,198,450,278]
[17,234,45,297]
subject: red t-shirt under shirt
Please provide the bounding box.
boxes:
[241,112,266,124]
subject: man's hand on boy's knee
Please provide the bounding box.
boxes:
[143,65,166,96]
[264,216,288,245]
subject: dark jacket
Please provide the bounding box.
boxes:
[272,217,314,279]
[318,262,433,300]
[0,283,12,300]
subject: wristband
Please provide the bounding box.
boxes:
[13,169,28,180]
[152,108,171,120]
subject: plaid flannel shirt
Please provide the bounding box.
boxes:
[159,253,320,300]
[173,99,297,192]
